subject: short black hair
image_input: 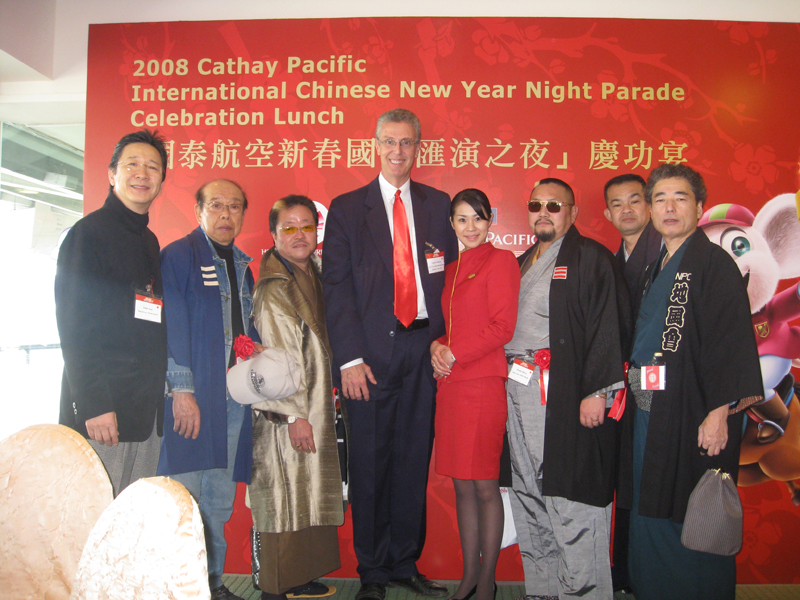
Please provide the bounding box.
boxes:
[195,179,249,212]
[645,164,707,207]
[451,188,492,221]
[269,195,318,234]
[108,129,168,185]
[533,178,575,205]
[603,173,646,206]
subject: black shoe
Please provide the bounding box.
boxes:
[356,582,387,600]
[390,575,449,597]
[286,581,336,598]
[210,585,246,600]
[450,584,477,600]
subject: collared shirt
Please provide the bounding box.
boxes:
[378,173,428,320]
[339,174,430,372]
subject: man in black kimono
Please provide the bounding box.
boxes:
[505,178,630,600]
[604,173,663,319]
[602,173,662,591]
[627,164,762,600]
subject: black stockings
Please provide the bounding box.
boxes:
[452,478,503,600]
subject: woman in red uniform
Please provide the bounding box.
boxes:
[431,189,520,600]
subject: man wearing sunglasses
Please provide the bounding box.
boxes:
[322,108,458,600]
[247,195,344,600]
[157,179,262,600]
[505,178,631,600]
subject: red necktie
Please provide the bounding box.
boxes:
[393,189,417,327]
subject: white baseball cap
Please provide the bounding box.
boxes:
[226,347,301,404]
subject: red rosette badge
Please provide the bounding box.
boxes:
[533,348,551,370]
[533,349,551,405]
[233,335,255,362]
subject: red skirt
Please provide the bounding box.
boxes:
[434,376,507,480]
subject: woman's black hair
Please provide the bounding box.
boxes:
[451,188,492,220]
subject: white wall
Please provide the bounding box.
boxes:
[1,0,799,149]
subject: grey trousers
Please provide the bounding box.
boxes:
[88,418,160,497]
[506,377,613,600]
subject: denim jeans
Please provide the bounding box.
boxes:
[172,396,247,589]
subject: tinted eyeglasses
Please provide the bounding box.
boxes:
[279,225,316,234]
[527,200,573,213]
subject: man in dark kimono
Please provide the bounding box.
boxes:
[604,173,663,319]
[627,164,762,600]
[602,173,662,591]
[505,178,631,600]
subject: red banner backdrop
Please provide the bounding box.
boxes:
[86,17,800,583]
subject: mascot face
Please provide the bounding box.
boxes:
[702,221,779,313]
[700,196,800,314]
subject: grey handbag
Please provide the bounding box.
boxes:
[681,468,743,556]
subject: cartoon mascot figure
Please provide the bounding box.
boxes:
[700,195,800,505]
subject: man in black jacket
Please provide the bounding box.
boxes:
[505,178,630,600]
[602,173,662,591]
[603,173,662,319]
[55,129,168,495]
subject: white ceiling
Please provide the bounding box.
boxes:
[2,0,799,153]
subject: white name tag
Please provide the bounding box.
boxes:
[135,294,163,323]
[508,358,535,386]
[641,365,666,390]
[426,251,445,274]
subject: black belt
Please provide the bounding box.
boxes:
[396,318,429,332]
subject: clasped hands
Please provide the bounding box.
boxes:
[430,340,455,378]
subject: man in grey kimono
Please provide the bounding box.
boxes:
[505,178,630,600]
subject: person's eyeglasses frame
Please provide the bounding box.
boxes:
[278,225,316,235]
[203,201,245,214]
[527,200,573,214]
[377,137,418,149]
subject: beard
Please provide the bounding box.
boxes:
[535,223,555,242]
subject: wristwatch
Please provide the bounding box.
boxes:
[287,416,297,424]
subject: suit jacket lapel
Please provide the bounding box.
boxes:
[365,178,394,275]
[410,181,431,264]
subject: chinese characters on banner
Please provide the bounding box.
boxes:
[85,17,800,584]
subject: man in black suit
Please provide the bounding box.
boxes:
[604,174,662,319]
[322,108,458,600]
[602,173,662,592]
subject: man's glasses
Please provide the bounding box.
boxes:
[279,225,316,234]
[378,138,418,149]
[527,201,573,213]
[204,201,244,214]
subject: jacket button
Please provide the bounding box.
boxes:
[559,339,565,344]
[389,331,395,337]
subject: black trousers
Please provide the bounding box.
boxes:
[344,327,436,584]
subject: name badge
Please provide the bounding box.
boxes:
[508,358,535,386]
[426,251,444,274]
[135,293,163,323]
[641,365,666,390]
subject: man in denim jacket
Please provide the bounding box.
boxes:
[157,179,261,600]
